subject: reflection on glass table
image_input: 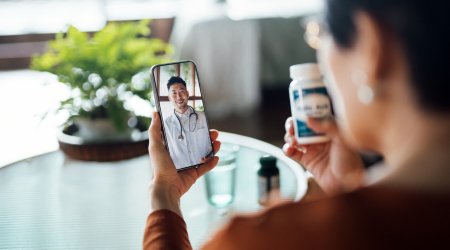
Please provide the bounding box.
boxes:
[0,132,307,249]
[184,132,307,248]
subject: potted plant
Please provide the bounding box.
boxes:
[31,20,173,160]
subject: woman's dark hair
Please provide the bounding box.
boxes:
[167,76,187,90]
[325,0,450,112]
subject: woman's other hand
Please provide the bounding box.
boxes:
[283,116,365,195]
[148,112,221,216]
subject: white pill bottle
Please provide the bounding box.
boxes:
[289,63,331,144]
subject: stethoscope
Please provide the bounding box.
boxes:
[174,106,198,141]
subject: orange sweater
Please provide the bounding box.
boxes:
[143,187,450,249]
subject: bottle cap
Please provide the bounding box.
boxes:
[258,155,279,176]
[259,155,277,167]
[289,63,321,81]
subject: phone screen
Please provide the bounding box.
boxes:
[150,61,214,171]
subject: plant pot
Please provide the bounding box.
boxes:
[75,118,133,143]
[57,119,149,162]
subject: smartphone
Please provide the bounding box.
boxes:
[150,60,214,171]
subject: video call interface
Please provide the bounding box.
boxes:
[152,61,213,170]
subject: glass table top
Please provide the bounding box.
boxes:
[0,132,307,249]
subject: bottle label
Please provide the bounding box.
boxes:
[292,87,331,137]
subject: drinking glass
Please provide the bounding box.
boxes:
[204,144,239,208]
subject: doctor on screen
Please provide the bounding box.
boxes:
[163,76,213,169]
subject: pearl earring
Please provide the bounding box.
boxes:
[351,69,374,105]
[357,84,374,105]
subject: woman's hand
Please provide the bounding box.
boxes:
[283,116,365,195]
[148,112,221,216]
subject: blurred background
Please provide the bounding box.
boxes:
[0,0,323,166]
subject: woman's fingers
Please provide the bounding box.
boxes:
[209,129,219,141]
[284,132,296,146]
[212,140,221,154]
[285,117,295,135]
[196,156,219,177]
[284,117,296,146]
[283,143,297,157]
[283,142,330,174]
[283,118,306,162]
[283,143,305,163]
[193,140,221,177]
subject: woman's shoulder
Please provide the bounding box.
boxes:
[202,186,450,250]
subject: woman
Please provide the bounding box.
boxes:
[144,0,450,249]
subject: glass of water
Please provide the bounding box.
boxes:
[204,144,239,208]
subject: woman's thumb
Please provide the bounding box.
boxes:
[148,112,163,145]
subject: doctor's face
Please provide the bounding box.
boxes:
[168,83,189,112]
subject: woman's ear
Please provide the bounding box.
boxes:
[352,12,394,86]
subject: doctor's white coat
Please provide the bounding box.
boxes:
[163,109,212,170]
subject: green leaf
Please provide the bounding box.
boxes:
[31,20,173,132]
